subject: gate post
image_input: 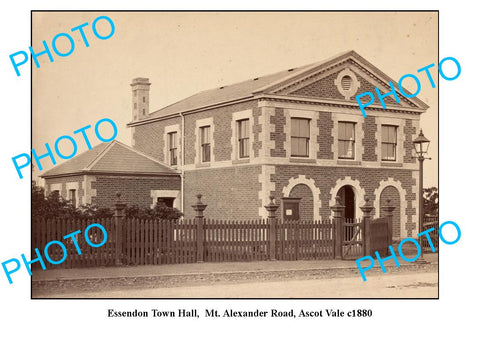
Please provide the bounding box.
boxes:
[382,199,395,246]
[265,195,279,261]
[360,197,374,256]
[113,192,127,266]
[192,194,207,263]
[330,196,345,259]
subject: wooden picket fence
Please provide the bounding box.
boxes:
[204,219,270,262]
[276,220,334,260]
[32,217,116,269]
[31,216,336,268]
[122,218,197,265]
[30,195,412,269]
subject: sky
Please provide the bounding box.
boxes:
[32,11,438,187]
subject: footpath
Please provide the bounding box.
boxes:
[32,253,438,295]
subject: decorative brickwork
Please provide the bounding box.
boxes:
[291,71,345,99]
[357,75,399,106]
[184,101,258,164]
[270,107,286,157]
[403,119,416,163]
[362,116,377,161]
[317,111,334,160]
[252,106,262,157]
[270,165,416,238]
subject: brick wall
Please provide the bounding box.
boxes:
[182,101,259,164]
[289,184,314,221]
[317,111,334,159]
[270,165,416,237]
[252,106,262,157]
[362,116,377,161]
[91,175,181,209]
[44,175,84,203]
[133,116,182,162]
[291,71,344,99]
[403,119,416,163]
[270,107,286,157]
[357,75,399,106]
[379,185,402,240]
[183,165,262,220]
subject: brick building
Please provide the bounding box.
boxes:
[128,50,428,241]
[42,140,181,209]
[43,50,429,241]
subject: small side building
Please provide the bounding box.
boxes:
[41,140,181,210]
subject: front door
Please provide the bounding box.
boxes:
[281,197,301,221]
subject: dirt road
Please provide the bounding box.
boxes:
[34,270,438,298]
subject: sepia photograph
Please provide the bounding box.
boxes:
[30,11,439,298]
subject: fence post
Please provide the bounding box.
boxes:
[382,199,395,246]
[264,195,279,261]
[360,196,374,256]
[330,196,345,259]
[192,194,207,263]
[113,192,127,266]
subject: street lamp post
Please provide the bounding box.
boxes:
[413,129,431,262]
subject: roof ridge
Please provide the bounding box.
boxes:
[147,60,321,118]
[138,50,427,121]
[252,50,357,94]
[110,140,179,172]
[41,142,110,178]
[84,140,116,170]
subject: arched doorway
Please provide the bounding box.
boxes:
[338,185,356,243]
[287,184,314,221]
[338,185,355,220]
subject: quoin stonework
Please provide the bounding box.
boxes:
[42,50,428,242]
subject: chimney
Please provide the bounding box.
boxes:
[130,77,151,121]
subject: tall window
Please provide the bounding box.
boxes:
[237,119,249,158]
[168,131,178,166]
[382,125,397,161]
[200,126,211,162]
[291,118,310,157]
[68,189,76,208]
[338,122,356,159]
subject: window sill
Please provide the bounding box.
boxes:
[381,162,403,167]
[232,158,250,165]
[195,162,211,168]
[337,160,361,166]
[290,158,316,164]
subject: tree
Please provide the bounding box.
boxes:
[423,186,438,216]
[77,203,114,219]
[32,181,181,220]
[32,180,113,219]
[124,203,183,220]
[32,180,49,218]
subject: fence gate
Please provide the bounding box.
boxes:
[342,218,364,260]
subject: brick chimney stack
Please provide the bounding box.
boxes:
[131,77,151,121]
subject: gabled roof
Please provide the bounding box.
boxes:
[41,140,179,178]
[144,61,318,119]
[131,50,428,124]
